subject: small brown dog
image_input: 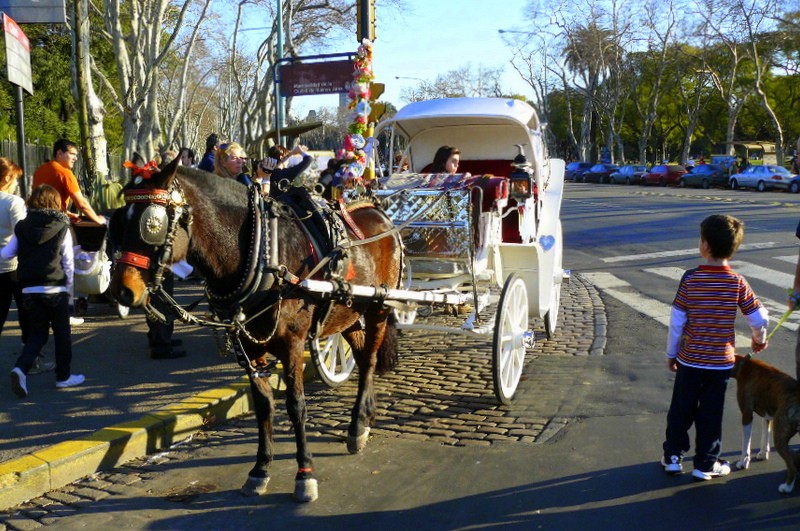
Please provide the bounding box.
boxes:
[733,354,800,494]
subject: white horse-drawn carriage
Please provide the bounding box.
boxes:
[309,97,567,404]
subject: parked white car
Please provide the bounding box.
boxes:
[729,165,794,191]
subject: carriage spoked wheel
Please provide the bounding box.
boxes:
[309,333,356,388]
[492,273,530,405]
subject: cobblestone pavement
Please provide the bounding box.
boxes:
[0,275,603,527]
[297,273,603,446]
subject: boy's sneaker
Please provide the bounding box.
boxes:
[10,368,27,398]
[55,374,85,388]
[69,316,85,326]
[692,460,731,481]
[661,455,683,474]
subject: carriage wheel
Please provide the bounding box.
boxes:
[116,303,130,319]
[492,273,529,405]
[544,283,561,340]
[309,333,356,388]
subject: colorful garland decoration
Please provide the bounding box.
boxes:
[333,38,375,191]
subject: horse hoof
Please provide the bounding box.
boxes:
[735,457,750,470]
[294,478,319,502]
[779,481,795,494]
[241,475,270,496]
[347,427,370,454]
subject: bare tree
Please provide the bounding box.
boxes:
[674,48,717,164]
[691,0,754,156]
[73,0,109,200]
[398,64,507,103]
[88,0,208,160]
[159,0,215,153]
[733,0,785,163]
[631,0,680,164]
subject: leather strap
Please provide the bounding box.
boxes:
[117,251,150,269]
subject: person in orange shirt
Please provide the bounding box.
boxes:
[33,139,105,225]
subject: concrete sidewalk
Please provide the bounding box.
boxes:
[0,281,252,509]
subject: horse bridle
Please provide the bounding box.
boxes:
[118,181,193,322]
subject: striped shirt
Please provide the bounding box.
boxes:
[668,265,768,370]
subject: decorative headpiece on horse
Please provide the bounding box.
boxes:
[123,159,160,184]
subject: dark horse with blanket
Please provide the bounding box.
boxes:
[108,156,402,502]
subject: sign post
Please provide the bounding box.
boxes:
[2,12,33,196]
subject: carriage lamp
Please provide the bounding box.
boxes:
[509,145,534,200]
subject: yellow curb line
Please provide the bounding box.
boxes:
[0,353,316,510]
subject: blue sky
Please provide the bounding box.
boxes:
[285,0,535,114]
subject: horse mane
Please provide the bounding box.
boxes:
[175,167,248,208]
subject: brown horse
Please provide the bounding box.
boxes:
[108,156,402,502]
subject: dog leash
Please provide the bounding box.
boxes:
[766,307,793,341]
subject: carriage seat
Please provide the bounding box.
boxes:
[419,159,512,213]
[420,159,513,179]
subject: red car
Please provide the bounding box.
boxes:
[642,164,687,186]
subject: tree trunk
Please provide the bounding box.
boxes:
[579,98,592,162]
[756,86,784,164]
[74,0,109,208]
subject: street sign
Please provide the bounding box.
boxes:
[3,13,32,95]
[0,1,66,24]
[279,60,354,97]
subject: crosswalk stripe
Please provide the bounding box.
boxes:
[729,261,794,290]
[774,255,797,264]
[644,265,799,332]
[582,272,672,327]
[601,242,779,264]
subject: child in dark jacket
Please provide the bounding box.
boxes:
[3,185,84,398]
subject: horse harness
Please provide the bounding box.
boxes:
[119,180,381,374]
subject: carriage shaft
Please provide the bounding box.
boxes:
[299,279,469,306]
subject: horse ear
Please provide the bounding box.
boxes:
[159,153,181,186]
[132,152,145,167]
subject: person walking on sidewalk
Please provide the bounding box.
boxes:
[661,214,768,480]
[0,158,30,342]
[0,158,55,374]
[3,185,85,398]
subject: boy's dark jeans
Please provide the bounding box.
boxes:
[15,292,72,381]
[663,362,731,471]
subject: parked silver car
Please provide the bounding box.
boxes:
[729,165,794,191]
[609,164,647,185]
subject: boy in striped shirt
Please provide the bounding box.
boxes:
[661,214,769,480]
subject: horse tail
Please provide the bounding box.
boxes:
[375,311,398,375]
